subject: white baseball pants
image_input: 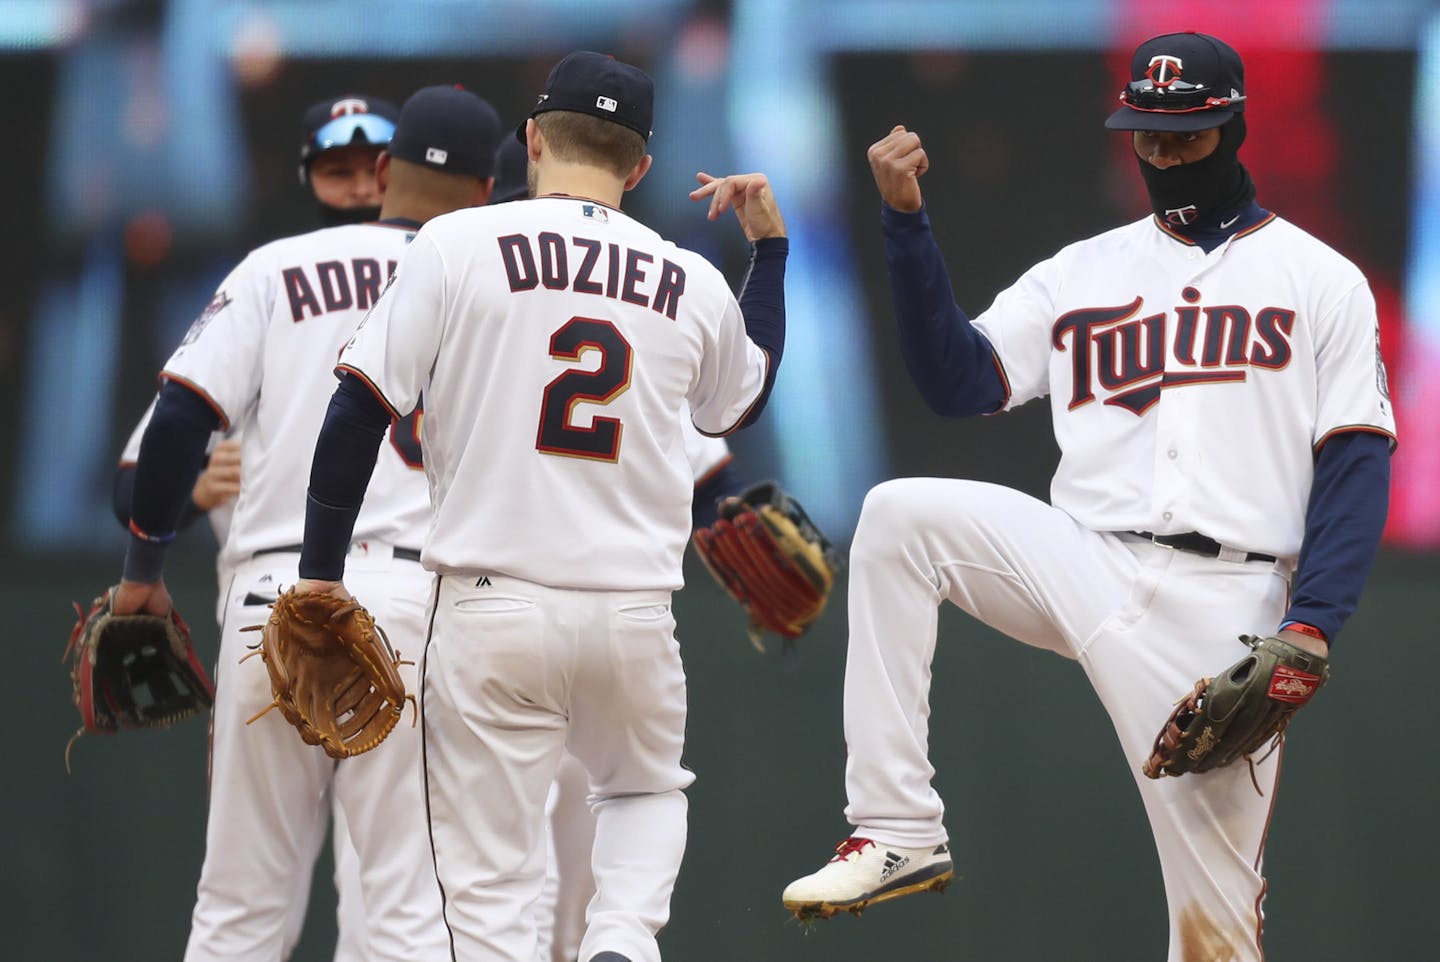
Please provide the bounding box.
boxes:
[183,550,447,962]
[842,479,1292,962]
[421,574,693,962]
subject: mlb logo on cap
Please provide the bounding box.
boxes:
[521,51,655,143]
[426,147,449,164]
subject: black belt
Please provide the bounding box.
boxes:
[254,544,423,563]
[1132,531,1276,564]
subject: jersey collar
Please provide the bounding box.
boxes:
[1153,200,1274,252]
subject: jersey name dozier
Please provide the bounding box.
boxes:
[498,232,687,321]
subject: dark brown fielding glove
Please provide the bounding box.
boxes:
[243,587,413,760]
[63,587,216,770]
[1143,634,1329,782]
[693,481,842,650]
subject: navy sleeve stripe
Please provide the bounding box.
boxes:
[158,373,231,431]
[1315,423,1397,453]
[334,363,402,419]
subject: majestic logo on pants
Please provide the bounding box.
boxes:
[1052,289,1296,415]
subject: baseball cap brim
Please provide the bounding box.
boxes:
[1105,104,1237,132]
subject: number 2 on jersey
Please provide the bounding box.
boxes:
[536,316,633,462]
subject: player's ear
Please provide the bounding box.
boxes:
[623,153,653,193]
[375,151,392,194]
[525,119,543,163]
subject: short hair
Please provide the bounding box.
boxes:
[535,111,646,178]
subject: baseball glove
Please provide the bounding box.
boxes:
[1143,634,1330,784]
[63,587,216,770]
[693,481,841,650]
[242,587,413,760]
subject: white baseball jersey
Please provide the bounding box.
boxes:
[973,214,1396,558]
[163,222,429,567]
[681,405,731,483]
[338,196,768,590]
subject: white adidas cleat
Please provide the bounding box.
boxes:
[782,836,954,920]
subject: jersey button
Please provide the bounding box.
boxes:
[1163,511,1173,521]
[1167,449,1178,459]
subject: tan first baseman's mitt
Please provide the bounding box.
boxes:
[244,587,413,759]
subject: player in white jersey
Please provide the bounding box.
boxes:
[486,135,741,962]
[782,32,1395,961]
[291,51,789,962]
[109,84,503,961]
[113,92,402,962]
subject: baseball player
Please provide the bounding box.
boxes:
[484,134,745,962]
[112,92,401,962]
[290,51,788,962]
[782,31,1395,961]
[300,93,401,226]
[110,85,503,961]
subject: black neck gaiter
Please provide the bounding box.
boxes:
[316,203,381,227]
[1138,115,1255,228]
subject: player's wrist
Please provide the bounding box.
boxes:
[122,525,172,584]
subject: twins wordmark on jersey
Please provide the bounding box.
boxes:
[1054,285,1295,415]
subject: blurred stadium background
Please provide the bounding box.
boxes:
[4,1,1435,959]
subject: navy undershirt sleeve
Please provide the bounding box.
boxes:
[881,204,1006,417]
[734,237,788,429]
[1281,431,1392,644]
[112,464,208,532]
[122,380,222,582]
[691,460,743,529]
[299,374,394,581]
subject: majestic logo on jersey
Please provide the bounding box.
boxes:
[180,290,232,346]
[1053,288,1296,415]
[330,98,370,118]
[1146,55,1184,86]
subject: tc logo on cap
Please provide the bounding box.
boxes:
[426,147,449,164]
[595,95,618,113]
[331,98,370,117]
[1146,55,1183,86]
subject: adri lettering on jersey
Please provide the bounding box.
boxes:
[283,258,400,322]
[498,232,687,320]
[1053,286,1295,414]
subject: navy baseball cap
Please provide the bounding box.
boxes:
[299,94,398,181]
[1105,32,1246,132]
[491,137,530,203]
[517,51,654,144]
[388,85,503,178]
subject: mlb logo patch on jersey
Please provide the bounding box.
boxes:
[582,204,609,223]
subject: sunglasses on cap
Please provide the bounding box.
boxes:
[307,114,397,153]
[1120,78,1245,114]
